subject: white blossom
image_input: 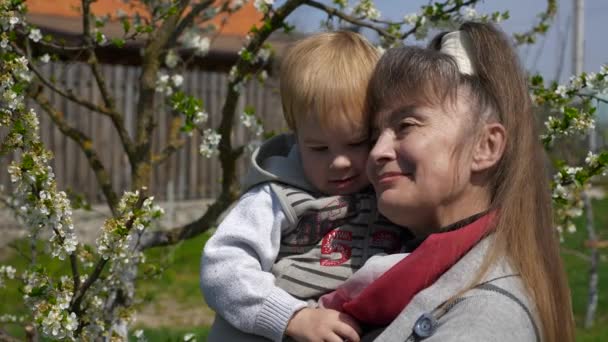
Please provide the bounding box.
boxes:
[9,16,19,27]
[403,13,419,26]
[255,47,272,63]
[182,30,210,56]
[171,74,184,88]
[354,0,381,19]
[193,110,208,125]
[555,85,567,98]
[232,0,246,10]
[0,265,16,287]
[165,49,179,68]
[254,0,274,12]
[40,53,50,63]
[199,129,222,158]
[28,28,42,42]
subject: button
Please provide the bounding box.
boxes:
[413,313,437,338]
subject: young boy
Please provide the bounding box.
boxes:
[200,31,411,342]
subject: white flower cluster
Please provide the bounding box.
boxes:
[540,65,608,144]
[402,3,508,41]
[134,329,147,341]
[7,150,78,260]
[255,46,272,64]
[228,65,246,93]
[0,265,16,288]
[0,314,25,324]
[40,303,78,339]
[0,0,24,32]
[1,55,29,114]
[199,129,222,158]
[182,29,211,56]
[584,151,604,171]
[155,73,184,96]
[254,0,273,13]
[240,112,264,137]
[353,0,381,20]
[193,110,209,125]
[21,270,78,340]
[96,190,164,260]
[550,163,607,237]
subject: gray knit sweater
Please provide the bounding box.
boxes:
[201,134,408,341]
[368,236,540,342]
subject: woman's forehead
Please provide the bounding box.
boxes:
[371,96,469,128]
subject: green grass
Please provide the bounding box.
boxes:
[1,199,608,341]
[562,198,608,341]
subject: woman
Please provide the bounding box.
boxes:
[340,22,574,342]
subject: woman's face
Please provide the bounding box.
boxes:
[367,97,484,234]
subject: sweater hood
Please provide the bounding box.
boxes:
[242,133,316,193]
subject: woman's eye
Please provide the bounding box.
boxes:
[348,139,368,147]
[310,146,328,152]
[398,120,415,132]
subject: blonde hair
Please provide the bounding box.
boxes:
[367,23,574,342]
[279,31,380,131]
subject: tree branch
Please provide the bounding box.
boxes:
[69,258,108,316]
[15,43,115,117]
[151,115,185,165]
[29,84,120,215]
[139,0,303,249]
[81,0,137,161]
[132,0,190,189]
[303,0,392,38]
[167,0,216,48]
[513,0,557,45]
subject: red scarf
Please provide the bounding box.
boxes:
[342,212,496,326]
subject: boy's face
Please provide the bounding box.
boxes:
[296,114,370,195]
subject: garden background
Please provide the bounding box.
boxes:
[0,0,607,340]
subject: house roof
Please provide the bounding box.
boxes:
[24,0,295,70]
[25,0,261,36]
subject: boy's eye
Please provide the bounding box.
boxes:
[309,146,328,152]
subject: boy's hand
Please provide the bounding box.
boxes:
[286,307,361,342]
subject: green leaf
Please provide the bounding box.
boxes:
[111,38,125,48]
[122,19,131,34]
[244,105,256,116]
[531,75,544,86]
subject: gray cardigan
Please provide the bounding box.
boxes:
[207,236,540,341]
[369,236,540,341]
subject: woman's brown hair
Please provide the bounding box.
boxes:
[367,22,574,341]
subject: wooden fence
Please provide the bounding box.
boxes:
[0,61,286,203]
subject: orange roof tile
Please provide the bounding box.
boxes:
[25,0,262,37]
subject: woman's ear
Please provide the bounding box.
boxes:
[471,122,506,172]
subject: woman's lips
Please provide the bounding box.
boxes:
[376,171,407,185]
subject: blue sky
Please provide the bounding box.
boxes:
[284,0,607,83]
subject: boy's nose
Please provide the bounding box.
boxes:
[369,131,396,165]
[330,155,352,169]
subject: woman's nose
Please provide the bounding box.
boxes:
[369,131,395,164]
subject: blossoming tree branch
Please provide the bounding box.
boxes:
[0,0,606,340]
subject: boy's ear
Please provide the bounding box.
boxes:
[471,122,506,172]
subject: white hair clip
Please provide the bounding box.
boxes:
[440,31,475,75]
